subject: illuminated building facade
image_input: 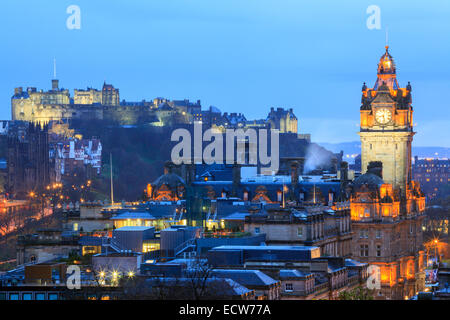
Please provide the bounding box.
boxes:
[412,157,450,199]
[267,107,298,133]
[351,47,426,300]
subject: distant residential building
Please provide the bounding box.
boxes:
[412,156,450,199]
[53,137,102,176]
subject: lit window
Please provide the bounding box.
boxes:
[22,293,32,300]
[48,293,58,300]
[9,293,19,300]
[297,227,303,237]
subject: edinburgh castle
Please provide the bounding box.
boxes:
[11,79,299,134]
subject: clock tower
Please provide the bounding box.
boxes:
[359,46,414,193]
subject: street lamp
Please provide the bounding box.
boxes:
[434,239,439,263]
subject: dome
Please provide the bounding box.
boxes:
[353,172,384,191]
[374,46,400,90]
[378,46,396,74]
[152,162,185,189]
[152,172,185,189]
[352,162,384,192]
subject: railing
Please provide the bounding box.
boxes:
[347,274,360,286]
[314,282,330,295]
[174,238,196,257]
[102,237,125,253]
[202,231,252,238]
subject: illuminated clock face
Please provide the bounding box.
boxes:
[375,108,392,124]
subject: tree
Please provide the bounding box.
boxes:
[338,286,374,300]
[120,257,246,300]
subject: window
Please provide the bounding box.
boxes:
[376,230,382,239]
[359,229,368,239]
[297,227,303,237]
[277,191,282,202]
[35,293,45,300]
[285,283,293,292]
[22,293,32,300]
[9,293,19,300]
[143,243,160,253]
[376,245,382,257]
[254,227,260,234]
[73,223,78,231]
[48,293,58,300]
[360,244,369,257]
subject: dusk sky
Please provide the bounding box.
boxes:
[0,0,449,146]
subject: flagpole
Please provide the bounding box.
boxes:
[110,153,114,205]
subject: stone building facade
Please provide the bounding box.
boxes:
[6,121,51,197]
[11,80,194,126]
[351,46,426,300]
[412,157,450,200]
[267,107,298,133]
[244,205,353,258]
[359,46,414,192]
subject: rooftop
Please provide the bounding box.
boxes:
[212,269,279,286]
[111,211,156,220]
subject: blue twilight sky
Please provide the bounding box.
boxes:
[0,0,449,147]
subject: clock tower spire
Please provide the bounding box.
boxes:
[359,46,414,194]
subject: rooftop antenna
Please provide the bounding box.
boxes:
[385,27,389,49]
[53,58,57,79]
[110,153,114,205]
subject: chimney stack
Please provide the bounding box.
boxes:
[232,164,241,197]
[340,161,349,181]
[52,79,59,91]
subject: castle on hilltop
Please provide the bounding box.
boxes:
[11,80,300,134]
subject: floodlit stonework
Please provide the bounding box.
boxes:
[351,47,426,300]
